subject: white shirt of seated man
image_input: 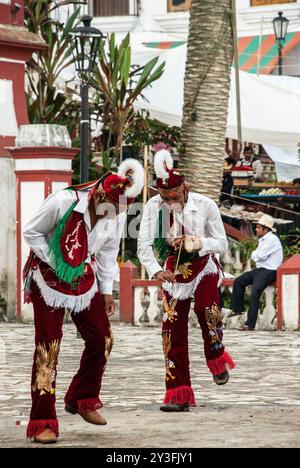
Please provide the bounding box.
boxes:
[251,216,283,271]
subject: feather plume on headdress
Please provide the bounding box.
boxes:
[154,150,184,190]
[117,158,144,198]
[154,150,174,181]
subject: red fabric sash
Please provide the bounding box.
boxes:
[166,254,220,284]
[34,259,95,297]
[60,209,88,268]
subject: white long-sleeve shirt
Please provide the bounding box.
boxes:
[236,156,263,179]
[251,231,283,270]
[23,188,126,295]
[137,192,228,278]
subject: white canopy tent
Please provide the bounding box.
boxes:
[227,71,300,150]
[263,145,300,182]
[130,39,300,180]
[131,39,300,147]
[59,30,300,180]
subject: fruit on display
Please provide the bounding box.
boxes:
[258,188,285,196]
[286,189,300,195]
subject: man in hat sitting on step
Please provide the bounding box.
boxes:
[228,214,283,331]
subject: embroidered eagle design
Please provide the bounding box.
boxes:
[162,296,178,323]
[65,220,83,260]
[32,340,60,396]
[205,303,223,349]
[104,329,114,361]
[162,331,176,382]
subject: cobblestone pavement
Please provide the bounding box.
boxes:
[0,323,300,448]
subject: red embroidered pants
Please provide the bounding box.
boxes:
[27,281,112,439]
[162,273,235,405]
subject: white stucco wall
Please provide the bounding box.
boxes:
[0,158,16,320]
[52,181,69,193]
[85,0,300,38]
[282,274,299,330]
[0,80,18,137]
[20,181,45,322]
[15,158,72,171]
[237,1,300,37]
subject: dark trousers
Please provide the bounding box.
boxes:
[230,268,276,329]
[27,280,113,439]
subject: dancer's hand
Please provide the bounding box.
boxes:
[103,294,115,316]
[172,236,185,251]
[155,270,175,283]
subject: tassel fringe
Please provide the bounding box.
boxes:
[207,351,236,376]
[163,256,221,300]
[27,419,59,438]
[32,266,98,314]
[163,385,196,406]
[77,397,103,414]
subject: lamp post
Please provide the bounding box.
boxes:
[272,11,289,76]
[70,15,105,183]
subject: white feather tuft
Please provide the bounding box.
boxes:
[154,150,173,180]
[118,158,144,198]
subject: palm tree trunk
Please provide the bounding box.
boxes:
[179,0,233,201]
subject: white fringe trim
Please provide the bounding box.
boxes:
[32,266,98,314]
[163,255,222,300]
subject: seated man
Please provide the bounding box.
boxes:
[236,146,264,181]
[228,214,283,331]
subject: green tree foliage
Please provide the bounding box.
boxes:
[92,33,165,164]
[24,0,84,130]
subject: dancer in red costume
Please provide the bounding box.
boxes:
[138,150,235,412]
[23,159,144,443]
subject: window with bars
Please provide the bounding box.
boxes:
[168,0,191,13]
[92,0,138,17]
[251,0,296,6]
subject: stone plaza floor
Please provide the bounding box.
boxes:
[0,322,299,448]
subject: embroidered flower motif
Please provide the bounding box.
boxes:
[32,340,60,396]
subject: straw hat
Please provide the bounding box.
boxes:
[223,157,235,170]
[256,214,277,233]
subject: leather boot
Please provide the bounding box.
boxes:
[160,403,189,412]
[65,403,107,425]
[213,369,230,385]
[34,429,57,444]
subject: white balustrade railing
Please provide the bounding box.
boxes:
[133,285,160,326]
[131,242,277,330]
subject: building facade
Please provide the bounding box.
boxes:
[84,0,300,75]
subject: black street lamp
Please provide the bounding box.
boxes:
[272,11,289,76]
[70,15,105,183]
